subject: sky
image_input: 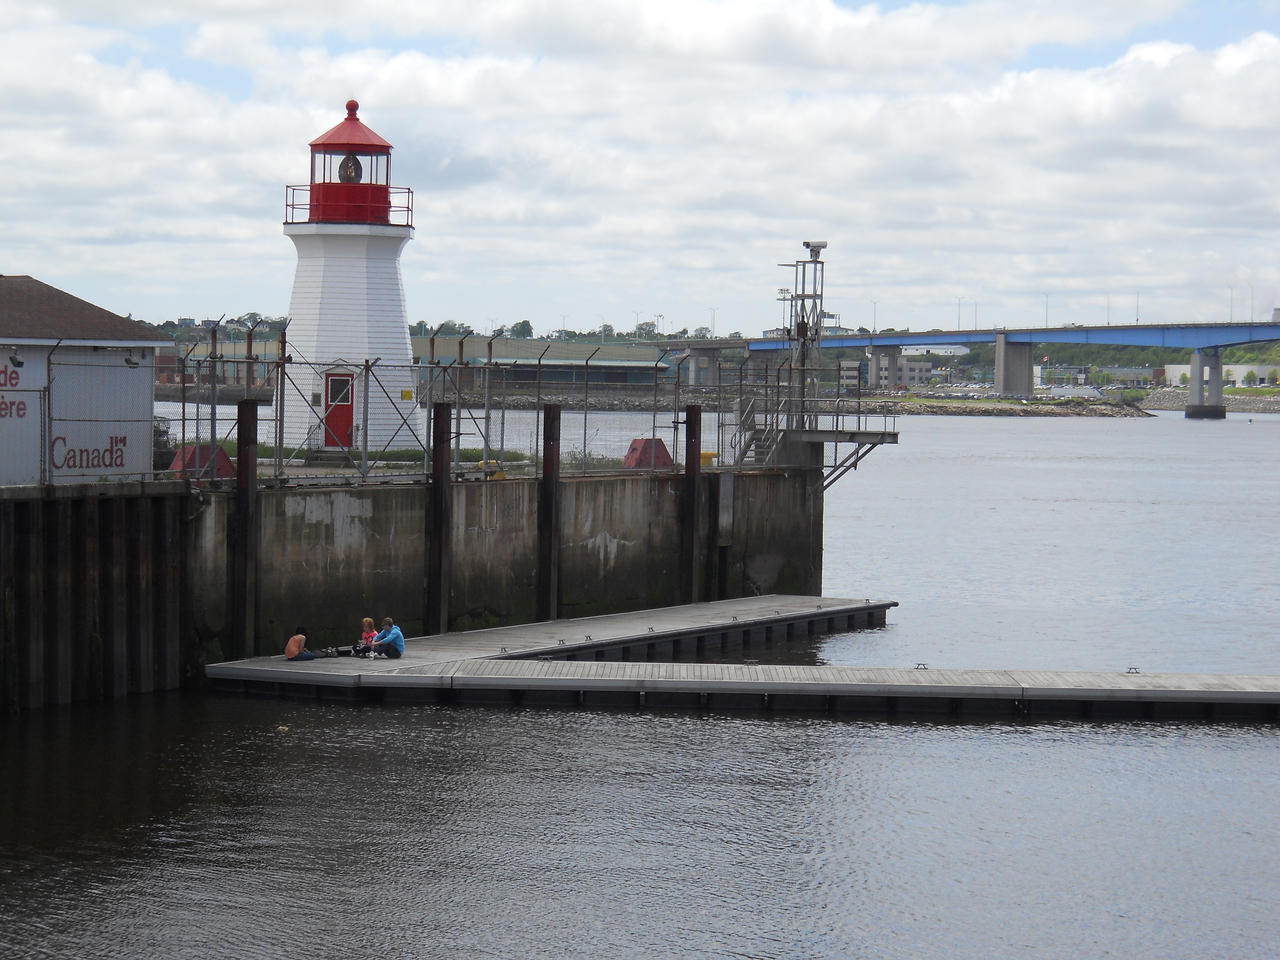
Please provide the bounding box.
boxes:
[4,1,1280,339]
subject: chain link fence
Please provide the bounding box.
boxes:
[154,355,895,484]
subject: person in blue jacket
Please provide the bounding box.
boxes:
[370,617,405,659]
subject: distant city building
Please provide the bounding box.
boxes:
[412,336,673,390]
[901,344,969,357]
[1037,365,1157,387]
[1037,365,1088,387]
[1101,367,1158,387]
[157,338,280,391]
[762,324,860,339]
[1162,363,1279,387]
[839,355,934,391]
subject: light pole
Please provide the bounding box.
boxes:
[1043,292,1049,328]
[871,299,878,333]
[654,313,664,336]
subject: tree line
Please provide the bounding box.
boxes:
[407,320,741,342]
[150,315,742,343]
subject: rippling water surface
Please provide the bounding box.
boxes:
[3,411,1278,959]
[820,411,1280,673]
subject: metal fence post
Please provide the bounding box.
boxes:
[583,347,599,472]
[361,359,371,477]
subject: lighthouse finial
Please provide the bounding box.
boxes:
[346,99,359,119]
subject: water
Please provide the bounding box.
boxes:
[3,411,1278,959]
[821,411,1280,674]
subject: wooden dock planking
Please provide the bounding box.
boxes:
[204,596,1280,720]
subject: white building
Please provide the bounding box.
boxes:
[902,344,969,357]
[839,356,935,392]
[762,324,861,339]
[0,276,169,486]
[1162,363,1279,387]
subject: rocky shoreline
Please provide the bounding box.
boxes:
[1139,387,1280,415]
[882,399,1149,417]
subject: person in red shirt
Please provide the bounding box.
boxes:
[353,617,378,657]
[284,627,316,661]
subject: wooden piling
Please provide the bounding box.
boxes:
[426,402,452,635]
[536,403,561,622]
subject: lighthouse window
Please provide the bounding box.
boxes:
[338,153,363,183]
[311,151,389,184]
[328,377,352,405]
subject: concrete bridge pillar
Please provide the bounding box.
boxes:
[1187,349,1226,419]
[685,347,721,386]
[995,334,1034,397]
[868,347,902,390]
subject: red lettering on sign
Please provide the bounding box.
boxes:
[0,367,19,388]
[0,395,27,418]
[50,435,128,471]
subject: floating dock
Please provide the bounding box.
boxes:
[206,596,1280,721]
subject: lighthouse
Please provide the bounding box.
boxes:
[282,100,416,452]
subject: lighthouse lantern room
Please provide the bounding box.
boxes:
[282,100,417,452]
[286,99,414,227]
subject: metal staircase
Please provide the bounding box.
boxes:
[730,393,899,486]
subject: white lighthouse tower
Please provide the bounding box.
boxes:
[282,99,417,452]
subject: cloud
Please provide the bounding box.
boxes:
[3,1,1279,333]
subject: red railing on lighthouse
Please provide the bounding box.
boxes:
[284,184,413,227]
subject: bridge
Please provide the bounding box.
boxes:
[741,316,1280,419]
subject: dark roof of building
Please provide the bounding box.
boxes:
[0,275,169,343]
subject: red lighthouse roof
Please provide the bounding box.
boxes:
[309,100,392,153]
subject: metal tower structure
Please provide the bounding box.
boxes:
[783,240,826,428]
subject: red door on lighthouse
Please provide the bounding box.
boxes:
[324,372,355,447]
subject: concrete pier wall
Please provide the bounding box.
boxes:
[557,475,683,620]
[449,480,542,630]
[1,468,822,711]
[0,484,189,712]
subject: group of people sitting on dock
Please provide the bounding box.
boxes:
[284,617,405,662]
